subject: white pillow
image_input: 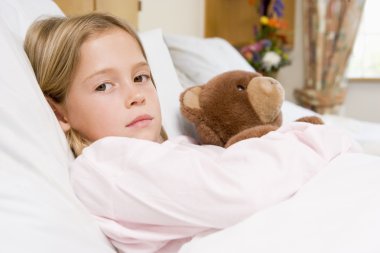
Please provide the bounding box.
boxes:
[0,0,64,40]
[281,100,319,123]
[0,2,193,251]
[164,33,255,87]
[139,29,195,139]
[0,17,116,253]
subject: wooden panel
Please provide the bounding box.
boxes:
[282,0,295,48]
[54,0,94,16]
[205,0,294,48]
[96,0,139,29]
[54,0,139,29]
[205,0,257,47]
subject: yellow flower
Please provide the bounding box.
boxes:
[260,16,269,25]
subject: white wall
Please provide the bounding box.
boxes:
[344,82,380,122]
[138,0,380,123]
[138,0,204,37]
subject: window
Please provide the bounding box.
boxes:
[347,0,380,79]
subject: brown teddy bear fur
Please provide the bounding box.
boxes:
[180,70,323,147]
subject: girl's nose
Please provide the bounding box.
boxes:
[125,90,145,108]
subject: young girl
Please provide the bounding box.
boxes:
[24,13,360,253]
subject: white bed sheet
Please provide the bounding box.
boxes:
[180,153,380,253]
[282,101,380,156]
[322,114,380,156]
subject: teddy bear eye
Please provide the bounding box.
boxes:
[236,85,245,91]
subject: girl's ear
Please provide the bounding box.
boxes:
[45,96,71,133]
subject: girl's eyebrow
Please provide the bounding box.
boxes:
[83,68,113,83]
[83,61,149,83]
[132,61,149,71]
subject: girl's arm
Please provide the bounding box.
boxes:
[70,122,360,250]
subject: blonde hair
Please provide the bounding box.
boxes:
[24,13,167,156]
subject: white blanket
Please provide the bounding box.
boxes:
[70,122,361,253]
[180,153,380,253]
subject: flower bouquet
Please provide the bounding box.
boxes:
[240,0,290,77]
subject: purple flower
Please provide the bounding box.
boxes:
[253,52,261,62]
[260,39,272,49]
[240,42,265,54]
[273,0,284,17]
[249,42,264,52]
[240,45,251,54]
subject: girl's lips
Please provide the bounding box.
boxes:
[126,115,153,127]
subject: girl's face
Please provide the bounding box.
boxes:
[58,28,163,143]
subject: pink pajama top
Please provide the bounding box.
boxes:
[70,122,360,253]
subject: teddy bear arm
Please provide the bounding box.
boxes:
[197,123,225,146]
[225,125,279,147]
[295,116,324,125]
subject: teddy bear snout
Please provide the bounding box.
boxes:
[247,76,285,123]
[257,77,281,95]
[247,77,284,97]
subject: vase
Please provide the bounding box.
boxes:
[294,87,347,114]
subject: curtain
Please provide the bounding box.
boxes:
[294,0,366,114]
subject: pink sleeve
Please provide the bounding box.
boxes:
[70,122,360,252]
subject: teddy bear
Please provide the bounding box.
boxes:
[180,70,323,147]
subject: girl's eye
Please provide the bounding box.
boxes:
[134,74,150,83]
[95,82,112,92]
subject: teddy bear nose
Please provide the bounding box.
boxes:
[259,77,281,95]
[251,77,283,99]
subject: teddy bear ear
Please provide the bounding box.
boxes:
[180,85,203,123]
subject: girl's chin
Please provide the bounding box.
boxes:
[124,130,161,143]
